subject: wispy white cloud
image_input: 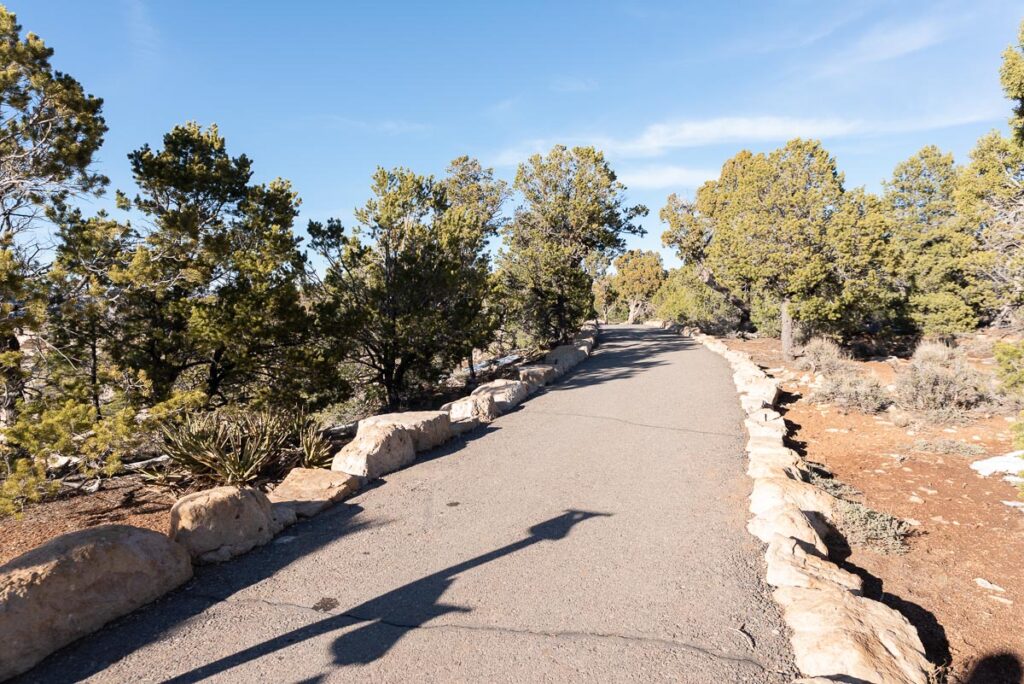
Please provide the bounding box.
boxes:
[618,165,716,190]
[319,116,430,135]
[493,109,1002,166]
[124,0,160,64]
[549,77,598,93]
[814,16,952,77]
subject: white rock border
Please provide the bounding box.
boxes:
[689,329,933,684]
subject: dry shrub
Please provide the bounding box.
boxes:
[895,342,993,422]
[799,338,848,375]
[806,467,910,554]
[810,368,890,414]
[834,499,912,555]
[912,438,985,457]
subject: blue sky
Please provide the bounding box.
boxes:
[16,0,1023,266]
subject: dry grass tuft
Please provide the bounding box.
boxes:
[895,342,993,423]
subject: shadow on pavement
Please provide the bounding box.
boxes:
[547,325,700,393]
[160,510,611,683]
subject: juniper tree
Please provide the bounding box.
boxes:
[497,145,646,346]
[954,22,1024,326]
[662,139,898,358]
[311,163,501,409]
[883,146,989,335]
[0,5,106,425]
[439,156,508,380]
[111,123,311,406]
[613,249,665,324]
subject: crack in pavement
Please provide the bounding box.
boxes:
[529,409,740,438]
[195,593,770,672]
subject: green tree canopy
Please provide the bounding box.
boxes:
[883,145,989,335]
[613,249,665,324]
[311,161,503,409]
[662,139,899,356]
[497,145,646,346]
[111,123,311,406]
[0,4,107,426]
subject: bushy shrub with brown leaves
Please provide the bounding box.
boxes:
[810,368,890,414]
[799,338,848,376]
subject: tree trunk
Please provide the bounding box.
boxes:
[467,351,476,386]
[627,300,637,325]
[90,330,101,420]
[780,298,795,362]
[0,334,21,428]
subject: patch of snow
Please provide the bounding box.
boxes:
[970,451,1024,477]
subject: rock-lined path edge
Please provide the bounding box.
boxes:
[694,331,932,684]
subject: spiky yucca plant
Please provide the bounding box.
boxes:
[298,417,333,469]
[162,410,291,486]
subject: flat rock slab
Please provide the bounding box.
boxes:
[19,326,796,682]
[269,468,360,518]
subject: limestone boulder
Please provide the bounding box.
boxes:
[747,447,804,470]
[450,417,481,435]
[765,534,862,593]
[747,458,806,481]
[471,379,529,414]
[774,585,931,684]
[170,486,279,563]
[544,344,586,374]
[746,505,828,555]
[744,416,788,441]
[268,467,360,518]
[749,478,837,520]
[332,423,415,479]
[443,393,498,423]
[738,381,780,411]
[359,411,452,452]
[518,364,557,391]
[0,525,192,680]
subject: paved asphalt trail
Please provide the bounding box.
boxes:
[22,325,797,683]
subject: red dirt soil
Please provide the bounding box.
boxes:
[727,337,1024,683]
[0,475,174,566]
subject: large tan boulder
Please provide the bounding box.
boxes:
[544,345,586,374]
[268,468,360,518]
[170,486,281,564]
[747,458,806,481]
[443,393,499,423]
[765,534,862,594]
[749,478,837,520]
[774,585,931,684]
[0,525,192,680]
[747,447,805,470]
[746,505,828,555]
[744,416,788,441]
[518,364,557,392]
[471,379,529,414]
[332,423,415,479]
[358,411,452,452]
